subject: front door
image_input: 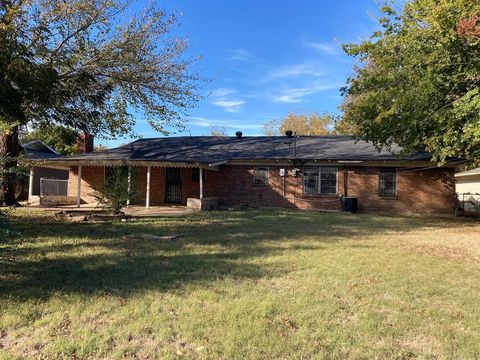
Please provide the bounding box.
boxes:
[166,167,182,204]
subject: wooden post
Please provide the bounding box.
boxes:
[76,165,82,208]
[127,167,131,207]
[146,166,151,209]
[28,167,34,202]
[199,167,204,200]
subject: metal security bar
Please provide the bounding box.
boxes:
[40,178,68,196]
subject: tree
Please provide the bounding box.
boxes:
[20,125,79,155]
[262,119,280,136]
[262,112,353,136]
[210,125,227,136]
[341,0,480,165]
[0,0,202,205]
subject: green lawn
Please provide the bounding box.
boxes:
[1,208,480,359]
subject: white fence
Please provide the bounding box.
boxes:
[40,178,68,197]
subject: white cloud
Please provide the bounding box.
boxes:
[209,87,245,112]
[302,40,339,55]
[270,83,340,103]
[188,116,263,130]
[228,48,271,66]
[211,87,236,97]
[266,63,325,80]
[210,99,245,112]
[229,49,255,62]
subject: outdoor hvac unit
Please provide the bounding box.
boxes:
[341,197,358,213]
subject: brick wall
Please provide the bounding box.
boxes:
[204,165,454,215]
[68,166,104,204]
[204,165,342,210]
[346,166,455,214]
[68,164,455,215]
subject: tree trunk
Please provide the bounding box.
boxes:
[0,125,20,205]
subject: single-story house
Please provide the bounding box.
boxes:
[27,132,458,215]
[18,141,69,202]
[455,168,480,212]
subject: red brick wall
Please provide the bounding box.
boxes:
[204,165,454,215]
[68,166,104,204]
[346,166,455,214]
[68,164,455,215]
[204,165,343,210]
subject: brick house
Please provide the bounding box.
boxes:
[31,133,457,215]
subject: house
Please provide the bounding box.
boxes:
[455,168,480,212]
[19,141,69,203]
[27,132,458,215]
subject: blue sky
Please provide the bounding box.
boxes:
[102,1,382,147]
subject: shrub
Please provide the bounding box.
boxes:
[92,166,136,214]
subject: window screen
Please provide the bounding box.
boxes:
[379,168,397,197]
[303,166,337,195]
[253,166,269,185]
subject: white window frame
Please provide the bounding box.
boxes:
[253,166,269,185]
[378,167,398,197]
[303,166,338,195]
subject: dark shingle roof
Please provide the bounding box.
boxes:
[47,136,431,163]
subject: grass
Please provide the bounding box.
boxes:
[1,208,480,359]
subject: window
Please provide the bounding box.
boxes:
[253,166,269,185]
[191,168,206,182]
[379,168,397,197]
[303,166,337,195]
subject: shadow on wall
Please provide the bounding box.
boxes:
[1,209,475,301]
[206,165,341,210]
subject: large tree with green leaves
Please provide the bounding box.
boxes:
[341,0,480,165]
[0,0,201,205]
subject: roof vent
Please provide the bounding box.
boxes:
[235,131,243,139]
[285,130,293,138]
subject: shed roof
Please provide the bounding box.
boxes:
[41,135,433,164]
[21,141,62,160]
[455,168,480,177]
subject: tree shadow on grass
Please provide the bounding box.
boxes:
[1,209,477,300]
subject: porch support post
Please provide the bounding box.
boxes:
[199,167,204,200]
[76,165,82,208]
[126,166,131,207]
[146,166,151,209]
[28,167,34,202]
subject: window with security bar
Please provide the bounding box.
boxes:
[253,166,269,185]
[303,166,337,195]
[379,168,397,197]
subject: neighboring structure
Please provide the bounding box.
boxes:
[27,133,458,215]
[19,141,69,203]
[455,168,480,212]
